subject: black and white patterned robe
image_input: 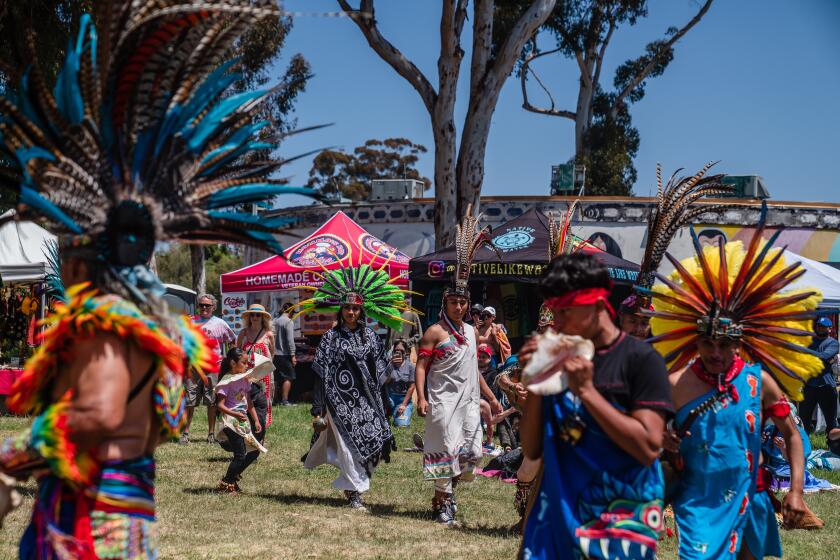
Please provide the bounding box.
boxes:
[309,325,393,475]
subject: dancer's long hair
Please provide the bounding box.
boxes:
[219,348,246,382]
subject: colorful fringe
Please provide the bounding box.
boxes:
[30,391,97,487]
[90,456,155,521]
[9,283,185,416]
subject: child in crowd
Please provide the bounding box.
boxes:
[215,348,270,493]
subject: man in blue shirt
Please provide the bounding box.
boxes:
[800,317,839,433]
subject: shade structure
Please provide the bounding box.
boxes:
[409,208,640,285]
[0,210,57,283]
[221,211,410,293]
[784,249,840,310]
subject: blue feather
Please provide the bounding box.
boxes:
[53,14,95,125]
[208,184,316,208]
[14,146,55,184]
[199,121,270,164]
[199,140,274,177]
[185,90,267,152]
[20,186,81,234]
[208,211,297,228]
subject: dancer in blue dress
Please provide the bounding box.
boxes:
[648,204,820,558]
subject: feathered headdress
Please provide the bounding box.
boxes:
[444,205,499,299]
[292,252,416,331]
[643,202,823,399]
[0,2,318,273]
[548,200,579,259]
[637,162,733,289]
[618,162,733,317]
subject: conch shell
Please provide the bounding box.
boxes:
[522,330,594,395]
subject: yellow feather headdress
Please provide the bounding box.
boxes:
[643,202,823,399]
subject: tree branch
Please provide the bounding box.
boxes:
[520,38,576,119]
[469,0,494,100]
[610,0,714,117]
[592,15,616,91]
[337,0,438,115]
[484,0,557,96]
[454,0,469,37]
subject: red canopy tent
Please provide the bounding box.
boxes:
[220,211,409,293]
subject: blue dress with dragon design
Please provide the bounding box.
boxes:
[521,390,665,560]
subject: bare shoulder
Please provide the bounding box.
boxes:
[669,366,690,388]
[420,323,447,346]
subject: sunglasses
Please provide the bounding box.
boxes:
[480,313,493,319]
[198,303,213,309]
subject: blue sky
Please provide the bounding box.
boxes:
[276,1,840,206]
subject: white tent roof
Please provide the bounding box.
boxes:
[785,249,840,310]
[0,210,57,283]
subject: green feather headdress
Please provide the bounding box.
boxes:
[292,249,418,331]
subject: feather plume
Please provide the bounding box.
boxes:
[0,1,320,256]
[637,162,734,288]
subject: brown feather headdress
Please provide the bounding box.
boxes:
[0,1,320,269]
[444,205,500,300]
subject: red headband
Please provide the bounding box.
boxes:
[544,288,616,319]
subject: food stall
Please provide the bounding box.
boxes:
[410,208,641,344]
[220,210,410,399]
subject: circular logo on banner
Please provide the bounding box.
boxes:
[359,233,410,264]
[288,234,349,268]
[493,227,535,253]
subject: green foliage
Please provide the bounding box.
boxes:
[307,138,432,202]
[500,0,698,195]
[576,90,639,196]
[234,14,311,135]
[156,244,242,303]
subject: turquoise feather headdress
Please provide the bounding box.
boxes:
[0,1,319,264]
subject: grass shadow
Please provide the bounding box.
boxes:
[253,491,431,519]
[455,523,518,539]
[205,456,230,463]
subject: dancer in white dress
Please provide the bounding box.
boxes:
[415,209,503,526]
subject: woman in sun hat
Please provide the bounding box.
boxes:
[215,348,274,493]
[237,303,276,428]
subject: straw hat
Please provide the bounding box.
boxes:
[217,353,275,388]
[241,303,272,321]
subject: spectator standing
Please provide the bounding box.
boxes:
[273,302,297,406]
[386,304,423,363]
[468,303,484,326]
[800,317,839,433]
[237,304,275,429]
[182,293,236,445]
[385,340,416,427]
[476,306,511,363]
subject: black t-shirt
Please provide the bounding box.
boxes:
[592,332,673,416]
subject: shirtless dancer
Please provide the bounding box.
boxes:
[0,2,309,557]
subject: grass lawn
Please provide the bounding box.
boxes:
[0,407,837,559]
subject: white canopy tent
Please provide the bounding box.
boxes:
[785,249,840,310]
[0,210,56,284]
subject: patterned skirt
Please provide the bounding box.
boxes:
[20,455,157,560]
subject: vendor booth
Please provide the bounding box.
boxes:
[0,211,57,410]
[221,210,409,331]
[410,208,640,342]
[220,211,411,401]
